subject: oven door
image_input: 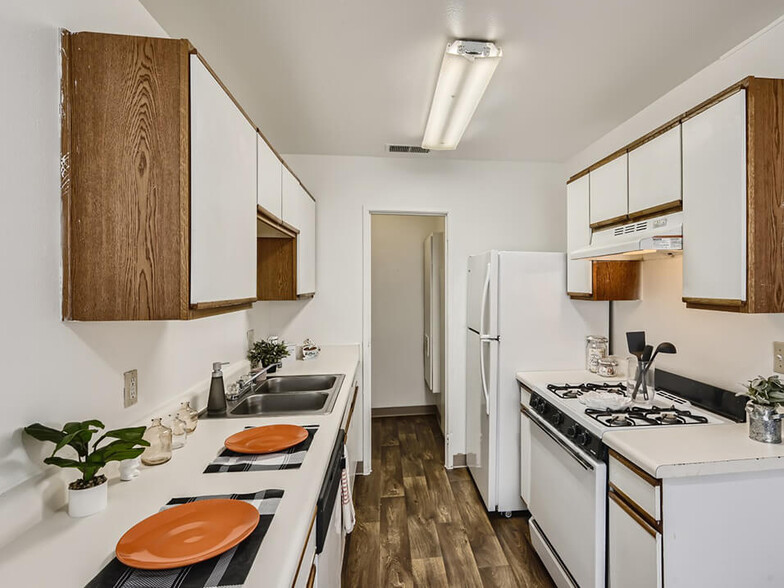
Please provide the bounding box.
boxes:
[524,406,606,588]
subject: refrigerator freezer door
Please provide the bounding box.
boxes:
[467,251,497,336]
[466,328,498,511]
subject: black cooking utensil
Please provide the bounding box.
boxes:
[650,342,677,364]
[626,331,646,359]
[641,345,653,362]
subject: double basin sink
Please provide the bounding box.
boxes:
[226,374,345,417]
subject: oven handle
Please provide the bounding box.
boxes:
[521,405,595,472]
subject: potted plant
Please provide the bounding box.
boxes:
[738,376,784,443]
[248,338,290,373]
[24,420,149,517]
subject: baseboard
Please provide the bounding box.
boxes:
[371,404,437,418]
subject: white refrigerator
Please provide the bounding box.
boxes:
[466,251,608,513]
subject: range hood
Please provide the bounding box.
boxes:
[571,211,683,261]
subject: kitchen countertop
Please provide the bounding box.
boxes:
[0,345,360,587]
[603,423,784,479]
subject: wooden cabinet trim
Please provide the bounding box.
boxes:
[345,383,360,434]
[567,291,594,300]
[188,302,253,320]
[609,450,661,487]
[306,563,316,588]
[190,297,257,310]
[682,296,744,308]
[258,206,299,236]
[292,508,317,588]
[589,214,630,231]
[568,77,752,184]
[628,200,682,222]
[609,488,658,538]
[60,30,73,320]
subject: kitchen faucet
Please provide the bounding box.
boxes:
[207,361,278,416]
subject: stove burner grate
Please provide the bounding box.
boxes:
[546,382,627,399]
[585,405,709,428]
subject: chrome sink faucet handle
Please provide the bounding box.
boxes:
[237,364,278,395]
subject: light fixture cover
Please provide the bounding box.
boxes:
[422,40,502,151]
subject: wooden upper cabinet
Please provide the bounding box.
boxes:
[257,133,283,218]
[628,125,682,217]
[566,175,593,295]
[189,55,257,307]
[567,175,640,301]
[681,78,784,314]
[589,153,628,228]
[682,90,747,308]
[61,31,256,320]
[282,168,317,296]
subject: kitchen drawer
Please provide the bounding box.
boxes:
[609,451,661,523]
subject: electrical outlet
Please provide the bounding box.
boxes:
[123,369,138,408]
[775,342,784,374]
[247,329,255,350]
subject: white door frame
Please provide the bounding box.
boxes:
[362,207,451,473]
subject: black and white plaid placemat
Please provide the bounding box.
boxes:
[204,425,318,474]
[85,489,283,588]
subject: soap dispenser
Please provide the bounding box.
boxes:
[207,361,230,416]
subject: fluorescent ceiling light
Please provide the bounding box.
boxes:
[422,40,502,151]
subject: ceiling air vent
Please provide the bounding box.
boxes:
[387,144,430,154]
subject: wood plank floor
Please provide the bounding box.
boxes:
[343,415,555,588]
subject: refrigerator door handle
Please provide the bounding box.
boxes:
[479,263,492,416]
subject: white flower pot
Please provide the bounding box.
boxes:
[68,479,108,518]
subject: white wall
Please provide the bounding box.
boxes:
[567,15,784,391]
[0,0,259,537]
[612,257,784,392]
[371,214,444,410]
[252,154,566,460]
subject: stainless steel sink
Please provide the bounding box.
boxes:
[256,375,338,394]
[225,374,344,417]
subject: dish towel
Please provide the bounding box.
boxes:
[86,489,283,588]
[341,445,355,534]
[204,425,318,473]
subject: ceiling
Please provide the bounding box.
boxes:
[141,0,784,162]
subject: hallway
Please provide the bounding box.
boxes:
[343,415,555,587]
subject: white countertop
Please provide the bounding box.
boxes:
[0,345,360,587]
[603,423,784,479]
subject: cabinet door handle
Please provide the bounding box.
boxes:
[609,488,658,538]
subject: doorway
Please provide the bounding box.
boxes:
[363,211,449,469]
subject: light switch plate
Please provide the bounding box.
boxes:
[124,369,138,408]
[774,342,784,374]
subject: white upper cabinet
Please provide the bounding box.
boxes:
[257,134,283,218]
[682,90,747,303]
[628,125,682,215]
[282,168,317,295]
[589,153,628,226]
[567,175,592,294]
[189,56,257,305]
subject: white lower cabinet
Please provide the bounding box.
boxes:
[608,491,662,588]
[346,381,363,489]
[293,514,317,588]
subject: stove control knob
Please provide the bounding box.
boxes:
[566,425,577,439]
[576,430,591,447]
[539,402,549,415]
[551,412,564,426]
[531,397,541,411]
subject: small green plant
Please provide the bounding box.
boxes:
[739,376,784,406]
[248,339,290,369]
[24,420,149,490]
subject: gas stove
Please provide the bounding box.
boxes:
[584,404,710,427]
[546,382,627,399]
[519,369,745,461]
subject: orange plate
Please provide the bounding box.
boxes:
[116,499,259,570]
[224,424,309,454]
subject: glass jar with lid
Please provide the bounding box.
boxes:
[141,418,173,466]
[597,356,620,378]
[586,336,609,373]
